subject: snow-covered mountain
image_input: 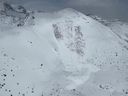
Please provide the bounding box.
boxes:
[0,3,128,96]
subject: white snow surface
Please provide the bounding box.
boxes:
[0,7,128,96]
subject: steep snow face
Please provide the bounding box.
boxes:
[0,7,128,96]
[108,21,128,50]
[90,15,128,50]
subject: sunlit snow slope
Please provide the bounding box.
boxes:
[0,3,128,96]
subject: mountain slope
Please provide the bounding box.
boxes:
[0,5,128,96]
[108,21,128,50]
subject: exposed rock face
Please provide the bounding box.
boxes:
[0,2,29,26]
[53,24,63,40]
[53,22,85,56]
